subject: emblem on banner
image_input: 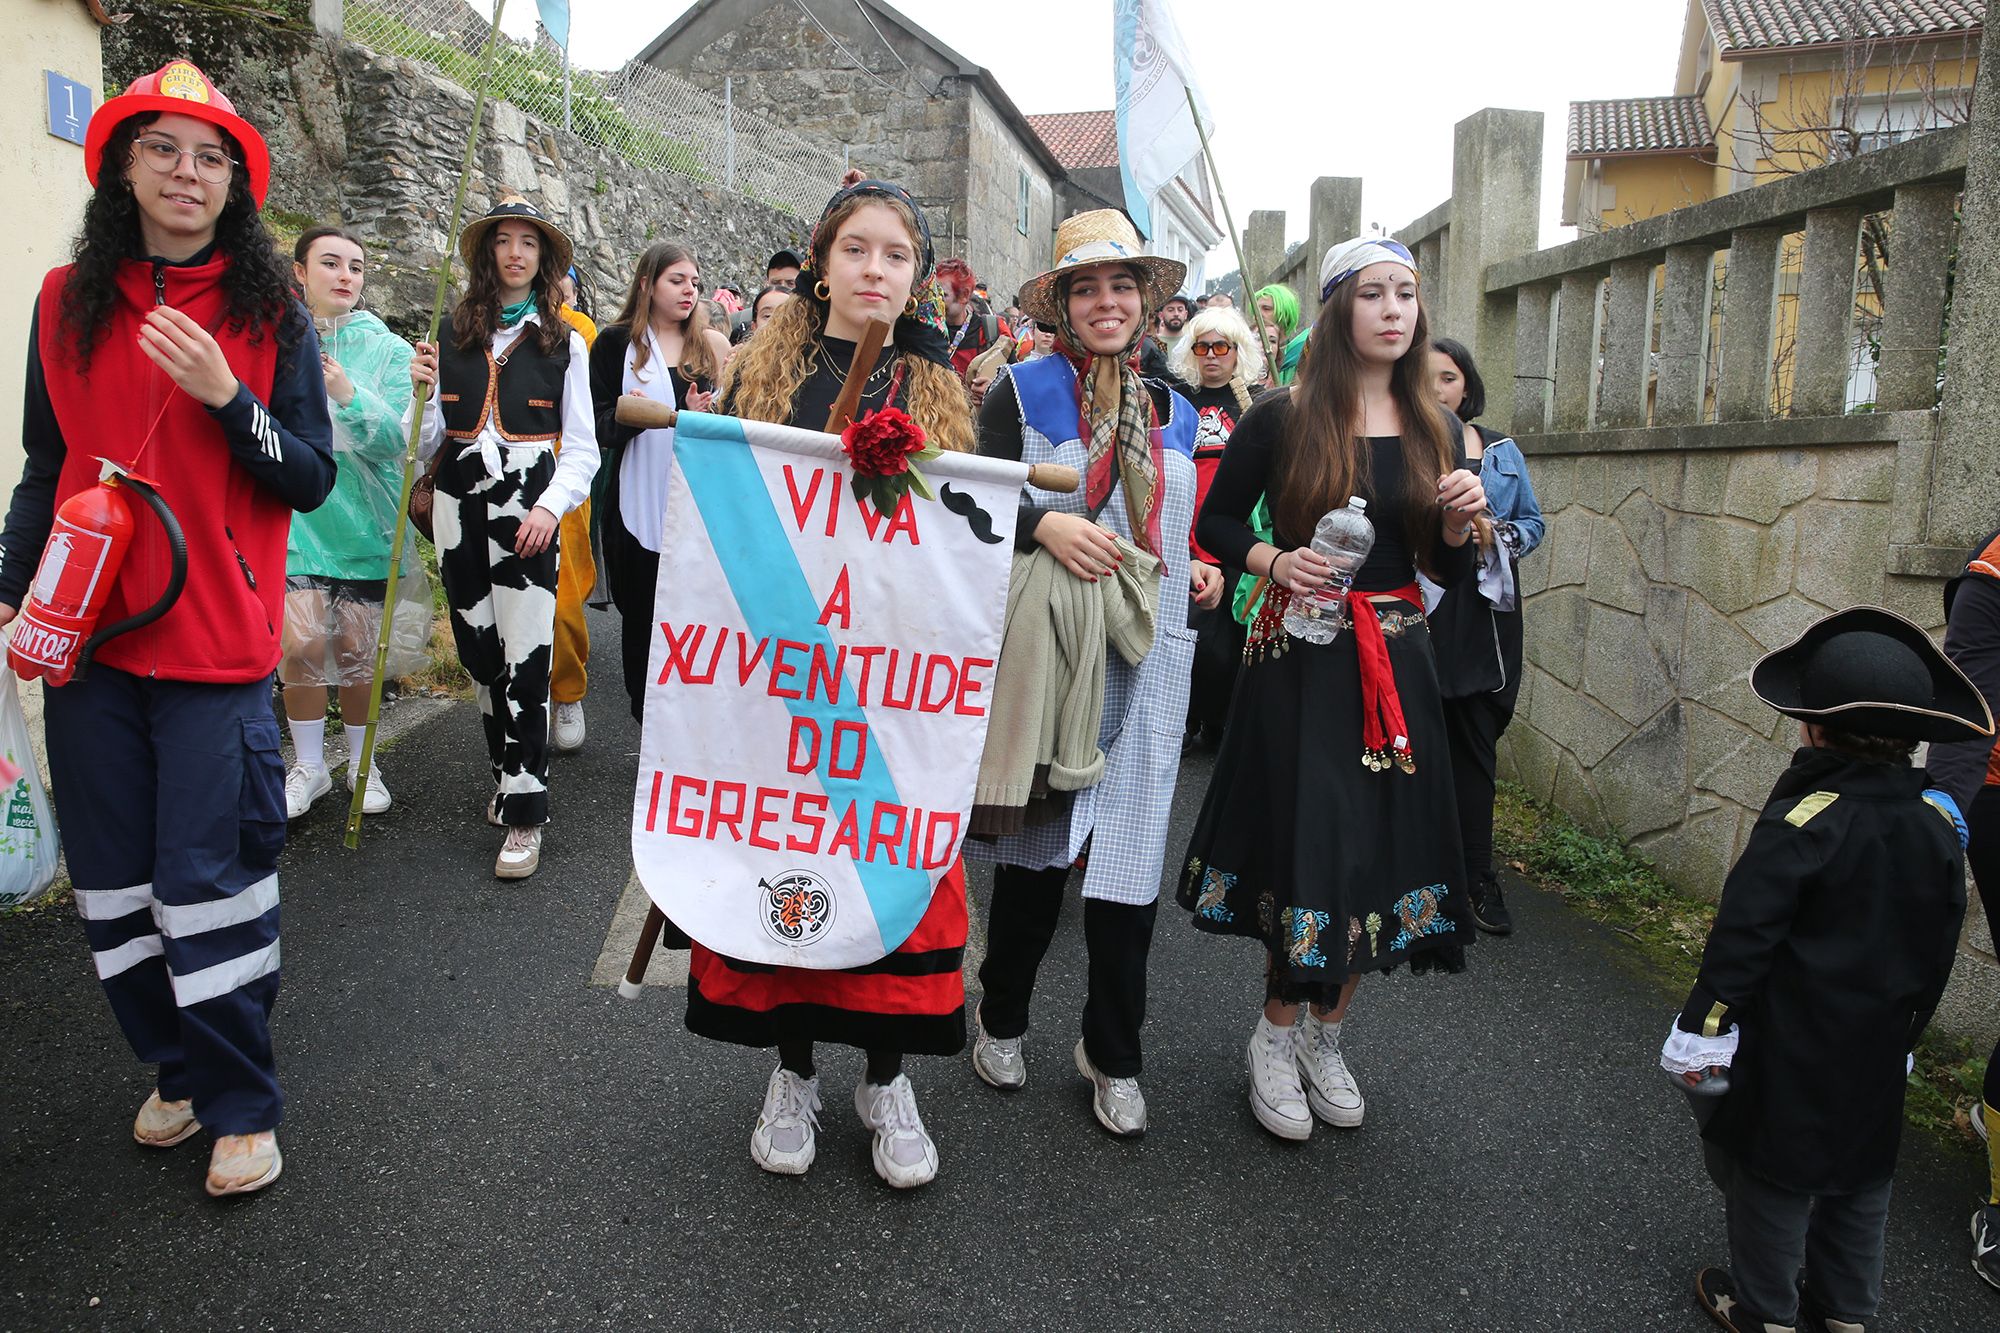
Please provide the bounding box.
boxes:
[759,871,835,946]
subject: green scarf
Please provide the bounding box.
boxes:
[499,296,538,328]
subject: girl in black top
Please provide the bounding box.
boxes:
[1177,238,1484,1144]
[587,242,731,721]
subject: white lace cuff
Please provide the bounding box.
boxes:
[1660,1024,1738,1076]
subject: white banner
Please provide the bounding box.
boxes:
[631,412,1021,969]
[1114,0,1211,239]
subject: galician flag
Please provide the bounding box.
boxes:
[1113,0,1211,240]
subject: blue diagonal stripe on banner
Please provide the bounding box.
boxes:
[672,411,930,954]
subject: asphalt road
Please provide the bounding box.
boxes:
[4,613,1996,1331]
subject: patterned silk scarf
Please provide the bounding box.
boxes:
[1052,315,1164,556]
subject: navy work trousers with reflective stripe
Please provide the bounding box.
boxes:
[45,666,286,1135]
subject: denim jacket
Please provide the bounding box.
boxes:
[1476,429,1544,558]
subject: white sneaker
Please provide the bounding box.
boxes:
[1297,1013,1365,1127]
[552,701,586,753]
[347,759,392,815]
[1073,1039,1147,1137]
[284,763,331,819]
[750,1065,820,1175]
[970,1003,1025,1090]
[1248,1015,1312,1141]
[853,1073,938,1188]
[495,825,542,879]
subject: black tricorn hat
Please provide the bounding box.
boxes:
[1751,605,1994,742]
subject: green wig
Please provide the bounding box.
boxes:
[1253,284,1302,342]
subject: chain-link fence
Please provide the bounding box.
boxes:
[345,0,847,218]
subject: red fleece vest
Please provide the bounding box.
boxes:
[37,257,288,683]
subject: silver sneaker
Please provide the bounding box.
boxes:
[1074,1039,1147,1137]
[750,1066,820,1175]
[1297,1014,1365,1127]
[1247,1015,1312,1140]
[853,1073,938,1188]
[970,1004,1026,1090]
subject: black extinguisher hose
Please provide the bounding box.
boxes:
[76,475,187,681]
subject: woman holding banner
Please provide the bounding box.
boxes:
[966,210,1220,1139]
[588,242,729,723]
[408,196,598,881]
[1176,238,1483,1142]
[686,177,974,1190]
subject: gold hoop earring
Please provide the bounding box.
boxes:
[904,295,918,317]
[814,279,831,301]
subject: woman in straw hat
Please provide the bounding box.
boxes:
[686,177,973,1190]
[1176,238,1485,1143]
[0,60,337,1196]
[965,209,1223,1138]
[409,195,599,880]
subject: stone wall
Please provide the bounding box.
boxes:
[649,0,1060,297]
[104,3,804,332]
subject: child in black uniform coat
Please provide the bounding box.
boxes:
[1661,605,1993,1333]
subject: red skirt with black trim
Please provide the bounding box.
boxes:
[685,860,968,1055]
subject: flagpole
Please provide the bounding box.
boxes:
[345,0,512,848]
[1184,87,1280,384]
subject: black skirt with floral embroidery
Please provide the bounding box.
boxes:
[1177,595,1473,1004]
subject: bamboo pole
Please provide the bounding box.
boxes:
[1185,87,1282,382]
[346,0,512,848]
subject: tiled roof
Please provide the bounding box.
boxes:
[1567,96,1715,158]
[1027,110,1118,170]
[1702,0,1982,56]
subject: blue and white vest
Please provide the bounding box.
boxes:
[978,353,1198,905]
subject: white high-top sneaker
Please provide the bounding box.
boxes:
[1297,1012,1366,1127]
[1247,1014,1312,1140]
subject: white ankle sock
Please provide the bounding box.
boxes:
[345,726,367,773]
[289,718,326,772]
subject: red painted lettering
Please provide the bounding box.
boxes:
[923,810,962,869]
[749,786,785,850]
[954,658,993,716]
[644,769,664,832]
[657,622,722,685]
[788,791,828,853]
[818,566,853,630]
[783,464,826,532]
[918,654,957,714]
[706,781,746,842]
[666,775,705,837]
[882,493,920,544]
[829,721,868,780]
[827,803,862,858]
[768,640,807,700]
[807,642,845,703]
[734,633,771,686]
[881,649,921,710]
[867,803,906,865]
[786,717,820,775]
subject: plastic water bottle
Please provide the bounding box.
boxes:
[1282,497,1375,645]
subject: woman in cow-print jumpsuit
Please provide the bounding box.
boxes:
[410,196,599,879]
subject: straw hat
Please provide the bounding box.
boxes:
[1018,210,1187,325]
[85,60,271,207]
[458,194,573,276]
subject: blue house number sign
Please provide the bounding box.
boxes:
[45,72,91,147]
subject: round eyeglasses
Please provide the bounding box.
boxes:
[1189,340,1234,357]
[132,135,238,185]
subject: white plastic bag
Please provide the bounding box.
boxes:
[0,667,59,908]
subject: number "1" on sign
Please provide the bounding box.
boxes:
[44,72,91,148]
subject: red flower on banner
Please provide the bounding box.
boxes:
[842,407,928,477]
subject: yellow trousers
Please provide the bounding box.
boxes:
[552,499,592,705]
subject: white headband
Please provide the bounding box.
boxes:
[1319,238,1418,302]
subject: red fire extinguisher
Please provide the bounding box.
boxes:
[8,459,186,687]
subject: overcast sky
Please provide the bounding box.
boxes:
[520,0,1693,267]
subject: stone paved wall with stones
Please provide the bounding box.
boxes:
[105,3,804,334]
[655,0,1060,297]
[1502,412,2000,1035]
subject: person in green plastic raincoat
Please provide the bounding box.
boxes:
[279,226,426,821]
